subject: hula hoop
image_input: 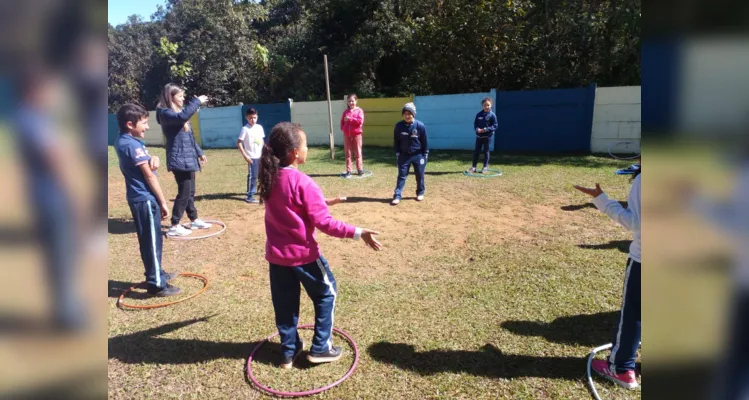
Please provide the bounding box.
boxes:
[608,141,641,160]
[463,168,502,178]
[168,220,226,241]
[587,342,641,399]
[246,324,359,397]
[117,273,209,310]
[340,170,373,179]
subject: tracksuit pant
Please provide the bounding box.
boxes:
[394,153,426,199]
[129,199,169,291]
[609,258,641,373]
[269,256,338,358]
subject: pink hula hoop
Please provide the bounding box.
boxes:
[246,324,359,397]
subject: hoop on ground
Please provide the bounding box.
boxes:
[168,220,226,240]
[117,273,209,310]
[246,324,359,397]
[587,342,641,400]
[464,168,502,178]
[608,141,641,160]
[340,170,373,179]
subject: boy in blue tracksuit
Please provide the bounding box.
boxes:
[115,104,181,297]
[471,97,498,173]
[391,102,429,206]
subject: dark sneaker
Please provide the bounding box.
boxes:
[280,339,305,369]
[246,197,260,204]
[147,284,182,297]
[357,169,363,176]
[307,345,342,364]
[343,172,352,178]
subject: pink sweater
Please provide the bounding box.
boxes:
[340,107,364,136]
[265,168,358,266]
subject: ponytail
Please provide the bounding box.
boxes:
[258,122,304,201]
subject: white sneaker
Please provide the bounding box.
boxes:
[391,198,401,205]
[189,219,212,230]
[167,225,192,237]
[416,195,424,201]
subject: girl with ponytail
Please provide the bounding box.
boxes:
[260,122,381,368]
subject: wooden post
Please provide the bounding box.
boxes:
[324,55,335,160]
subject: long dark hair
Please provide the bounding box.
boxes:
[259,122,304,201]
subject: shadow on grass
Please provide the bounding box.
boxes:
[108,218,136,235]
[184,192,247,202]
[310,146,623,169]
[500,311,619,347]
[344,196,392,204]
[578,240,632,254]
[108,317,274,365]
[108,280,148,300]
[367,342,582,380]
[560,201,627,211]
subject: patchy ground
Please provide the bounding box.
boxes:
[108,145,642,399]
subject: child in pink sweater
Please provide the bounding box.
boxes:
[339,93,365,177]
[259,122,381,368]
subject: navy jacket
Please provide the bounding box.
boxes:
[473,110,498,139]
[157,98,204,172]
[393,119,429,156]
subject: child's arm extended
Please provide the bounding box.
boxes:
[302,180,381,250]
[574,176,640,233]
[325,197,347,206]
[139,163,170,220]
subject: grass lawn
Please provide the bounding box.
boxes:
[108,145,641,399]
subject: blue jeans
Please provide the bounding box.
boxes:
[246,158,259,199]
[269,256,338,358]
[394,153,426,199]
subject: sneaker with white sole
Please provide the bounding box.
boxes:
[307,345,342,364]
[591,359,639,389]
[167,225,192,237]
[189,219,212,230]
[416,195,424,201]
[391,198,401,206]
[482,167,489,174]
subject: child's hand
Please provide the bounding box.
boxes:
[326,197,347,206]
[160,202,170,220]
[361,229,382,251]
[197,95,209,104]
[199,155,207,165]
[149,156,160,171]
[573,183,604,198]
[245,156,253,164]
[344,116,350,121]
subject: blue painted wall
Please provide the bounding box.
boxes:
[108,114,119,145]
[199,106,243,149]
[641,39,679,133]
[241,103,291,137]
[413,90,495,150]
[495,84,596,152]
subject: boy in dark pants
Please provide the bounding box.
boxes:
[392,102,429,206]
[471,97,498,173]
[115,104,180,296]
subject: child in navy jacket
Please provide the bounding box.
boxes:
[471,97,498,173]
[392,102,429,205]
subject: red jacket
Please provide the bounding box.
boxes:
[340,107,364,136]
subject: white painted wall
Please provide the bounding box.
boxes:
[290,100,347,146]
[591,86,641,154]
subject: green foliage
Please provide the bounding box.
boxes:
[108,0,640,112]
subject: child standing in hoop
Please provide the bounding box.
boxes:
[259,122,381,368]
[471,97,498,173]
[340,94,365,177]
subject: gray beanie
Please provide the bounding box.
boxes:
[402,102,416,117]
